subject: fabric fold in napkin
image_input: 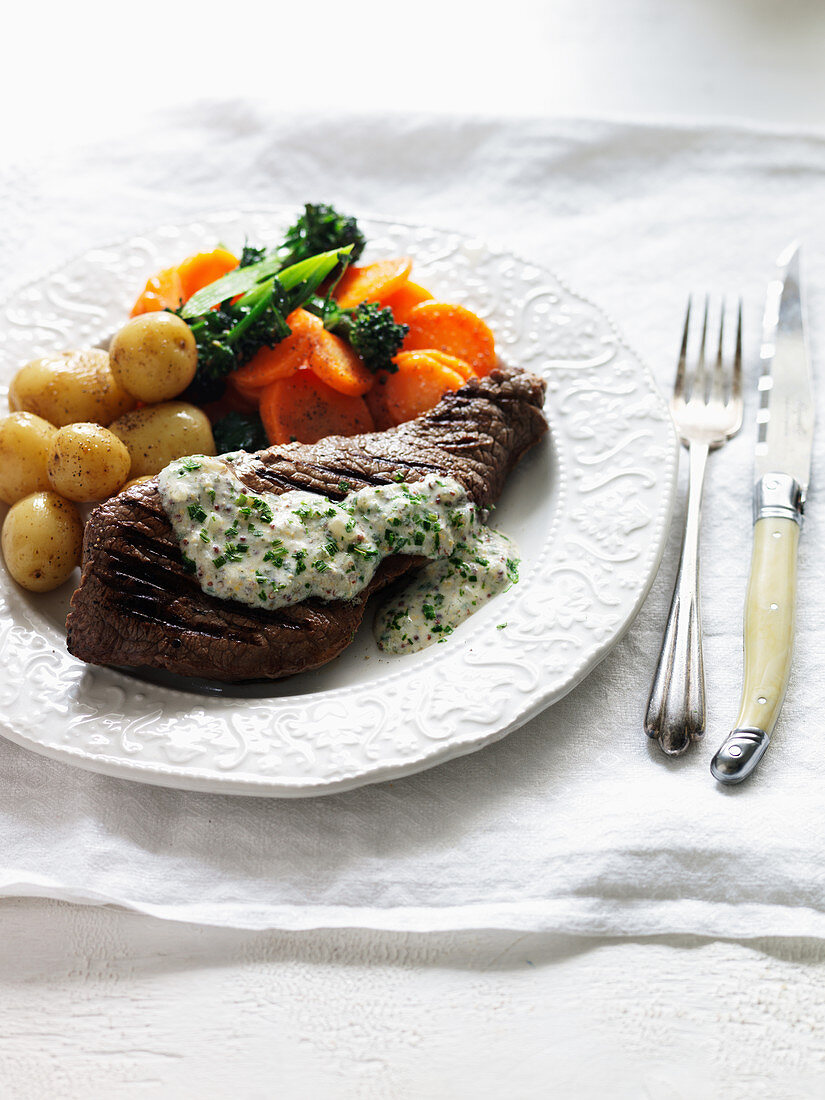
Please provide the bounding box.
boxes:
[1,105,825,934]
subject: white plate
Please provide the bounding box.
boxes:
[0,210,678,796]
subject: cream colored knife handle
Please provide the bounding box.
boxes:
[711,493,801,783]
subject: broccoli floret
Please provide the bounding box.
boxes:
[239,243,267,268]
[213,411,269,454]
[230,279,293,366]
[311,299,408,375]
[281,204,366,268]
[237,205,363,275]
[181,284,291,403]
[341,302,408,374]
[181,307,240,403]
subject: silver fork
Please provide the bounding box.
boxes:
[645,298,743,756]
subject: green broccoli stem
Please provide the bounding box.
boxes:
[181,246,352,319]
[308,296,348,332]
[221,292,272,346]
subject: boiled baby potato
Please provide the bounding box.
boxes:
[1,491,84,592]
[122,475,154,491]
[47,423,131,502]
[9,349,136,427]
[109,402,215,478]
[110,312,198,403]
[0,412,58,505]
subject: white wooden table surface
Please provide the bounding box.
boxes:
[2,2,825,1096]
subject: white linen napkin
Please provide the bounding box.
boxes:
[1,104,824,933]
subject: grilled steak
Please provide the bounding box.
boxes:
[67,367,547,681]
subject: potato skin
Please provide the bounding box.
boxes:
[1,491,84,592]
[108,402,216,477]
[0,412,58,505]
[9,349,136,427]
[47,423,131,502]
[110,313,198,403]
[122,475,154,491]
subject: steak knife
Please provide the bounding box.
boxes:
[710,242,814,784]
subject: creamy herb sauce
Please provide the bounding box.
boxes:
[157,455,518,653]
[374,528,518,654]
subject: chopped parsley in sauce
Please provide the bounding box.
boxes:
[373,528,518,654]
[157,455,519,654]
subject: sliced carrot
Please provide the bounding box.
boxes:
[131,266,185,316]
[227,372,267,406]
[201,384,260,421]
[333,257,413,310]
[231,311,373,400]
[382,351,465,425]
[381,280,434,324]
[260,371,375,445]
[364,372,395,431]
[423,349,475,381]
[178,248,239,301]
[308,329,374,397]
[231,309,323,392]
[403,302,497,376]
[130,248,239,316]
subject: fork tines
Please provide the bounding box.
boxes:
[676,296,742,407]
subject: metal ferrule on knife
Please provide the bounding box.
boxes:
[753,472,805,525]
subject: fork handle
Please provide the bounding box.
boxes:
[645,440,709,755]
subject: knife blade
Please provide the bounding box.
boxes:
[710,242,814,784]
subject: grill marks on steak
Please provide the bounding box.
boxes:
[66,367,547,682]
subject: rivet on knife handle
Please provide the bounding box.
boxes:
[711,486,800,784]
[710,728,770,784]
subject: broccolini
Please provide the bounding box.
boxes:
[280,204,366,268]
[310,299,409,375]
[181,247,350,403]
